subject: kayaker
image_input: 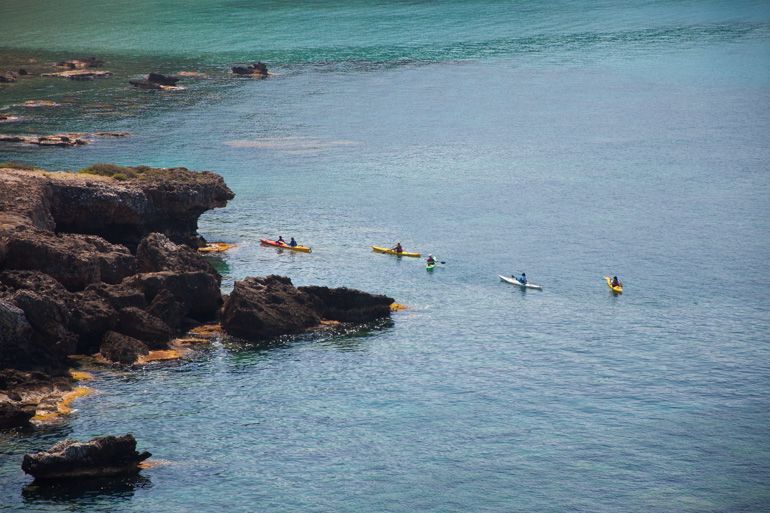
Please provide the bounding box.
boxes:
[611,276,620,287]
[277,236,286,245]
[392,242,403,253]
[289,237,298,247]
[518,272,527,284]
[427,254,436,265]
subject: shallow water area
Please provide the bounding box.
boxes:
[2,1,770,512]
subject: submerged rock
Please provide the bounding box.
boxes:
[0,71,18,83]
[42,70,112,80]
[22,434,150,480]
[55,58,104,69]
[129,73,182,90]
[231,62,268,77]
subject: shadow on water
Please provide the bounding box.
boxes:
[22,474,152,505]
[203,254,231,276]
[223,317,395,359]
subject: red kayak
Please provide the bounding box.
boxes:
[259,239,312,253]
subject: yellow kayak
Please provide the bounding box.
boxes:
[198,242,236,253]
[371,246,421,258]
[604,276,623,294]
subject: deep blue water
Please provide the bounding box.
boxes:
[1,1,770,511]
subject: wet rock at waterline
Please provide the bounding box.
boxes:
[22,434,150,480]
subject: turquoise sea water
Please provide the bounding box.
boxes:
[2,1,770,511]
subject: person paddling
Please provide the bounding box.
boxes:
[517,272,527,284]
[611,276,621,288]
[277,235,286,245]
[289,237,298,247]
[427,254,436,265]
[392,242,403,254]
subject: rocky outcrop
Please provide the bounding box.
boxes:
[222,276,394,341]
[0,166,233,249]
[0,166,231,374]
[299,285,394,323]
[117,307,173,347]
[0,401,36,428]
[22,434,150,480]
[137,233,220,282]
[0,369,75,429]
[0,300,36,368]
[2,231,137,290]
[232,62,269,77]
[99,331,149,364]
[46,168,233,248]
[222,276,321,340]
[125,271,222,321]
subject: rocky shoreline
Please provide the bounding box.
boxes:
[0,164,394,433]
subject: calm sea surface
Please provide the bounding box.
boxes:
[1,1,770,511]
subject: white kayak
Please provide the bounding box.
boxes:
[499,275,543,290]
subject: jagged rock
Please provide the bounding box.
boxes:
[0,369,73,429]
[0,165,232,382]
[67,290,118,354]
[0,401,36,429]
[0,270,68,296]
[2,230,136,291]
[221,277,395,342]
[86,282,147,310]
[231,62,268,77]
[0,300,36,368]
[0,167,234,249]
[126,271,222,321]
[12,290,78,356]
[117,307,173,348]
[0,271,92,364]
[41,168,234,249]
[136,233,220,283]
[299,286,394,323]
[222,275,321,341]
[146,289,186,331]
[22,434,150,480]
[99,331,149,364]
